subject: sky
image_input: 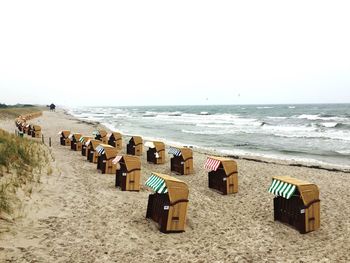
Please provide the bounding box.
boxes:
[0,0,349,106]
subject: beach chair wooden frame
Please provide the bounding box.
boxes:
[86,140,102,163]
[146,141,165,164]
[169,147,193,175]
[70,133,82,151]
[268,176,320,234]
[145,173,189,233]
[60,130,71,146]
[114,155,141,191]
[32,125,41,138]
[108,132,122,150]
[126,136,143,156]
[205,157,238,195]
[95,130,108,144]
[96,144,119,174]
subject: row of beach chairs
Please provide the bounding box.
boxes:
[58,129,321,234]
[15,118,42,138]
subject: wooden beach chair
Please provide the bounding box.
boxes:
[32,125,41,138]
[80,136,93,156]
[86,139,102,163]
[59,130,71,146]
[268,176,320,234]
[145,141,166,164]
[94,130,108,144]
[70,133,82,151]
[113,155,141,191]
[145,172,189,233]
[96,144,119,174]
[169,146,193,175]
[108,132,122,150]
[126,136,143,156]
[205,157,238,195]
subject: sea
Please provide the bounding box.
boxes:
[68,104,350,169]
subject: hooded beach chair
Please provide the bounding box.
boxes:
[126,136,143,156]
[145,172,189,233]
[96,144,119,174]
[80,136,93,156]
[86,139,102,163]
[145,141,165,164]
[205,157,238,195]
[113,155,141,191]
[59,130,71,146]
[94,130,108,144]
[169,146,193,175]
[108,132,122,150]
[268,176,320,234]
[27,124,34,136]
[32,125,42,138]
[70,133,82,151]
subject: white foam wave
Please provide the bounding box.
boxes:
[320,122,338,128]
[296,114,346,122]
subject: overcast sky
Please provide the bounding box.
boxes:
[0,0,349,106]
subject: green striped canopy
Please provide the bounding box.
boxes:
[145,174,168,194]
[268,179,296,199]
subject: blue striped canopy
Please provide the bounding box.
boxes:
[96,145,105,155]
[168,147,182,156]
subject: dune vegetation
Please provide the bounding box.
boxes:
[0,127,51,218]
[0,106,44,119]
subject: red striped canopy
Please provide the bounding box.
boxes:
[204,157,221,171]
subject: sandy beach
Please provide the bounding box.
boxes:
[1,109,350,262]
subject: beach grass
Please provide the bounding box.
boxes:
[0,128,50,215]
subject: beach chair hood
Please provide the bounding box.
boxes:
[205,157,237,175]
[146,172,189,204]
[89,140,102,150]
[153,141,165,152]
[131,136,143,146]
[33,125,41,131]
[112,132,122,140]
[99,130,107,138]
[61,130,70,138]
[180,148,192,161]
[122,155,141,172]
[268,176,319,206]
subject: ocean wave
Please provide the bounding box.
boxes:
[319,122,339,128]
[266,116,288,120]
[296,114,347,122]
[181,129,235,135]
[256,106,274,109]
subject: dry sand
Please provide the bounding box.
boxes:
[0,110,350,262]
